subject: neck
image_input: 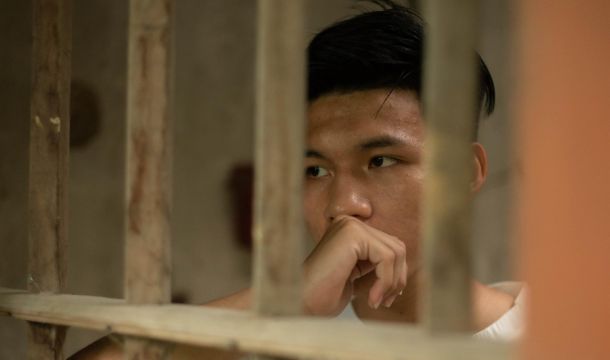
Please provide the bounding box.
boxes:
[350,271,515,331]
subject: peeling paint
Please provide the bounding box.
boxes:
[50,116,61,133]
[34,115,43,129]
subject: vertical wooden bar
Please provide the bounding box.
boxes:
[517,0,610,359]
[421,0,480,332]
[124,0,174,358]
[27,0,71,358]
[253,0,305,317]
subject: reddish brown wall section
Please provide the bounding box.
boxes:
[516,1,610,359]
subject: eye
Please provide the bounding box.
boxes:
[305,166,329,178]
[369,156,397,168]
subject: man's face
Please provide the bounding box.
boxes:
[304,89,425,274]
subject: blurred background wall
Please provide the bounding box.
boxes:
[0,0,515,357]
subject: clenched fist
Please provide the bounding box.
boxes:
[302,215,408,316]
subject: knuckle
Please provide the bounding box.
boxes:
[395,242,406,257]
[385,250,396,262]
[397,240,406,251]
[341,216,355,224]
[340,217,357,231]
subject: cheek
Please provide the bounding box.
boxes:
[370,173,423,253]
[303,184,327,242]
[376,192,421,238]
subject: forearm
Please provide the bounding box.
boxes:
[68,337,123,360]
[69,338,243,360]
[70,288,252,359]
[204,287,252,310]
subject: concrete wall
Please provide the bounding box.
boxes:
[0,1,515,357]
[473,0,516,283]
[0,1,31,358]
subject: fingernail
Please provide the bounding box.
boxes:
[373,298,382,309]
[383,296,395,308]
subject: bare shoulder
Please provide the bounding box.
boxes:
[173,345,243,359]
[68,337,122,360]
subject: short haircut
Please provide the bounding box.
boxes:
[307,0,495,136]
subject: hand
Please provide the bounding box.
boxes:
[302,215,407,316]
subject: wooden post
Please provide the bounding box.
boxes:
[124,0,174,358]
[421,0,480,332]
[27,0,71,358]
[253,0,306,317]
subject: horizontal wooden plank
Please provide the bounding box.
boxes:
[0,288,512,360]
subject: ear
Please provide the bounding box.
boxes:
[471,142,488,193]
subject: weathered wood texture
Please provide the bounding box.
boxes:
[125,0,173,306]
[27,0,72,358]
[0,288,512,360]
[421,0,480,332]
[253,0,306,317]
[125,0,174,358]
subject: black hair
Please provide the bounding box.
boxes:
[307,0,495,134]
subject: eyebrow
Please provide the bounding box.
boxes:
[359,135,407,150]
[305,150,326,159]
[305,135,409,159]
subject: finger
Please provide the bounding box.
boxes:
[361,225,408,306]
[389,241,404,302]
[387,241,407,306]
[366,242,396,309]
[339,217,402,309]
[383,293,399,308]
[368,277,386,309]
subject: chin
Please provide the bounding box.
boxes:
[353,271,377,298]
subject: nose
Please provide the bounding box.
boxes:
[324,175,372,222]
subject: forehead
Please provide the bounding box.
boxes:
[306,89,424,148]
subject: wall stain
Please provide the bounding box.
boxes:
[128,128,147,235]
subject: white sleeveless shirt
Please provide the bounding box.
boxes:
[336,281,526,341]
[473,282,526,341]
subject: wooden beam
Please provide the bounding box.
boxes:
[125,0,174,358]
[28,0,72,358]
[253,0,306,317]
[0,288,512,360]
[421,0,480,332]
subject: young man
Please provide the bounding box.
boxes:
[72,1,524,358]
[210,0,522,333]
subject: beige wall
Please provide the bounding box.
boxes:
[0,1,515,357]
[473,0,516,283]
[0,1,30,358]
